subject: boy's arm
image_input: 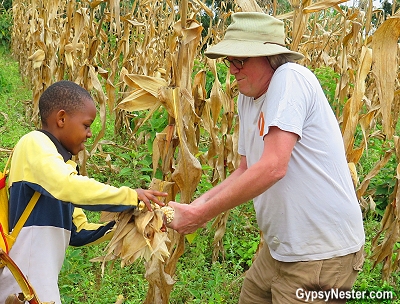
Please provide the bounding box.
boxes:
[11,132,163,212]
[69,207,115,246]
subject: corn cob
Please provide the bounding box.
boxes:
[138,202,174,224]
[160,206,174,224]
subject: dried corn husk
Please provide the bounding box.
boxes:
[5,294,24,304]
[91,205,170,276]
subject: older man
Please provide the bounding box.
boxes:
[168,12,365,303]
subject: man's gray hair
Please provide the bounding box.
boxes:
[268,54,295,70]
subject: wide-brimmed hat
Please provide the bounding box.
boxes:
[205,12,304,61]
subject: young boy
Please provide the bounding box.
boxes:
[0,80,167,303]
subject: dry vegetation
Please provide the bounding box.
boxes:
[9,0,400,302]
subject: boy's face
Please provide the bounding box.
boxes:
[58,98,97,155]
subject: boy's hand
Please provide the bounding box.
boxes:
[135,189,167,211]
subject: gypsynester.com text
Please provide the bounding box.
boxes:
[296,288,394,302]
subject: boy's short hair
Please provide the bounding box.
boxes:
[39,80,93,125]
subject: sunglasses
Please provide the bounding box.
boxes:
[222,57,250,69]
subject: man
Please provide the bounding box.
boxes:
[168,12,365,303]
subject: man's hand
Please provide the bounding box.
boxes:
[166,201,207,234]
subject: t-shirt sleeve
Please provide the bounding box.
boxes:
[262,67,313,139]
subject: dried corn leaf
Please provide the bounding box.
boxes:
[117,89,162,111]
[370,218,400,280]
[235,0,263,12]
[118,74,168,112]
[372,16,400,138]
[342,46,372,155]
[91,207,170,275]
[166,87,202,203]
[347,146,364,167]
[290,0,312,51]
[159,86,178,118]
[149,179,176,204]
[207,58,223,124]
[348,162,358,187]
[303,0,348,13]
[171,140,202,204]
[152,126,177,177]
[143,258,175,304]
[124,74,168,96]
[28,49,45,69]
[211,211,230,261]
[356,150,393,199]
[359,109,378,153]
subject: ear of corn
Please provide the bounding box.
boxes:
[138,201,175,224]
[161,206,174,224]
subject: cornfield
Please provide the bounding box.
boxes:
[9,0,400,302]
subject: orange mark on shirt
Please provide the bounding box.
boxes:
[258,112,265,136]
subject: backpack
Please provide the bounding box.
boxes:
[0,151,40,266]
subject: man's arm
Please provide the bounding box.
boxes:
[168,126,298,234]
[190,157,249,206]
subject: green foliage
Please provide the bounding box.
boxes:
[313,66,341,116]
[223,202,259,269]
[133,107,169,142]
[0,7,12,48]
[170,226,245,303]
[134,107,169,180]
[381,0,400,17]
[369,164,396,216]
[1,0,12,10]
[0,47,33,160]
[61,242,149,303]
[356,129,397,216]
[0,47,13,94]
[0,68,10,94]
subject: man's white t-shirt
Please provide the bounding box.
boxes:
[238,62,365,262]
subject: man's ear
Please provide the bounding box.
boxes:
[56,109,67,127]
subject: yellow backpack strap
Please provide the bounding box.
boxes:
[2,150,13,176]
[10,191,41,240]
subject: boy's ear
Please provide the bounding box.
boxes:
[56,109,67,127]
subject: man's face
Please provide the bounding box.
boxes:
[59,98,96,155]
[227,56,274,99]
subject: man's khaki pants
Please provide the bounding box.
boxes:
[239,245,364,303]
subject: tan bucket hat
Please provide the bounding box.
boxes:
[205,12,304,61]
